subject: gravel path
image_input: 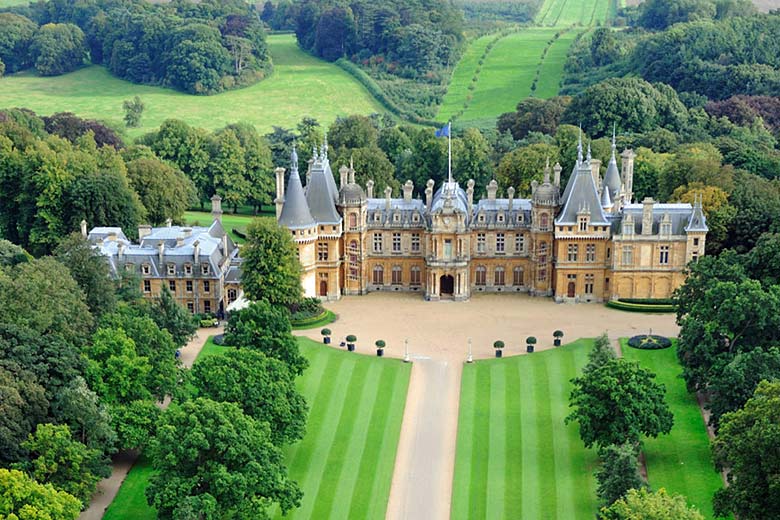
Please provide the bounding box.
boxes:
[79,326,219,520]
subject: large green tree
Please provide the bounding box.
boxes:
[224,301,307,376]
[51,377,116,454]
[595,443,644,507]
[149,286,197,348]
[210,128,250,213]
[601,488,704,520]
[30,23,89,76]
[0,13,37,73]
[191,349,306,445]
[145,398,302,519]
[712,381,780,519]
[54,232,117,318]
[16,423,107,505]
[567,356,673,448]
[497,143,559,195]
[0,469,81,520]
[0,363,47,463]
[125,156,196,225]
[241,218,302,307]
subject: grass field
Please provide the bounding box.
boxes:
[182,210,268,243]
[104,337,411,520]
[0,34,385,139]
[437,32,498,122]
[622,341,725,519]
[536,0,612,25]
[0,0,28,6]
[534,30,580,97]
[451,339,599,519]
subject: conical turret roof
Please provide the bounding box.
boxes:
[685,194,708,232]
[556,161,609,225]
[279,146,316,230]
[604,127,621,200]
[306,156,342,225]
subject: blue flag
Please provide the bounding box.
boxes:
[435,123,450,138]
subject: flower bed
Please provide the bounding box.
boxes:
[627,334,672,350]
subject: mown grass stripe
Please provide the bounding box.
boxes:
[486,364,507,519]
[283,357,353,520]
[365,361,410,519]
[548,348,576,519]
[568,341,599,519]
[520,358,540,520]
[452,364,477,518]
[327,361,383,519]
[309,361,370,518]
[504,359,523,518]
[347,363,400,519]
[469,365,491,518]
[535,360,558,518]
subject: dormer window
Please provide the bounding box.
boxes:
[661,222,672,236]
[374,213,381,223]
[478,213,485,223]
[125,263,135,272]
[167,263,176,275]
[497,212,505,223]
[578,216,588,232]
[393,212,400,223]
[412,213,420,223]
[201,264,210,275]
[517,213,523,223]
[184,264,192,275]
[142,264,151,275]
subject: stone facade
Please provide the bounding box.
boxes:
[277,135,708,303]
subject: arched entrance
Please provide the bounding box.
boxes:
[567,281,576,298]
[319,280,328,297]
[440,275,454,296]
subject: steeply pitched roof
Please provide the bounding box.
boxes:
[604,129,622,200]
[556,161,609,225]
[306,159,342,225]
[279,148,316,230]
[685,195,709,232]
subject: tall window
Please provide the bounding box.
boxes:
[318,242,329,261]
[586,244,596,262]
[515,234,525,253]
[537,267,547,281]
[168,280,176,292]
[184,264,192,275]
[659,245,670,265]
[444,239,453,258]
[392,233,401,252]
[477,233,486,253]
[567,244,578,262]
[373,265,384,284]
[411,233,421,252]
[410,266,421,285]
[392,265,402,285]
[496,233,505,253]
[539,242,548,264]
[204,300,211,313]
[513,267,524,286]
[540,213,549,230]
[475,266,487,286]
[142,264,151,275]
[185,280,193,293]
[578,216,588,232]
[584,274,594,294]
[143,280,151,293]
[349,213,357,229]
[186,302,194,313]
[373,233,382,253]
[622,246,633,265]
[494,266,505,286]
[203,281,210,293]
[228,288,237,302]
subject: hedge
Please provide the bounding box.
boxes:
[627,334,672,350]
[605,300,675,313]
[232,228,247,240]
[619,298,676,306]
[290,309,336,330]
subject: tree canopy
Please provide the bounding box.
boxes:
[241,219,303,307]
[0,468,81,520]
[600,487,705,520]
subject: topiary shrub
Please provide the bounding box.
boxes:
[627,335,672,350]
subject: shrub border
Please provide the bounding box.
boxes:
[605,300,675,313]
[291,309,337,330]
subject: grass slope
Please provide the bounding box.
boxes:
[622,341,724,519]
[104,337,411,520]
[182,210,269,243]
[437,33,498,122]
[0,34,385,138]
[452,339,599,519]
[534,30,580,97]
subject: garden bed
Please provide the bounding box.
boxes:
[626,334,672,350]
[605,299,675,313]
[291,310,337,330]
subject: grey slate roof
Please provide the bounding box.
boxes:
[618,203,701,235]
[685,199,709,232]
[604,152,621,200]
[279,149,316,230]
[367,198,426,228]
[431,181,470,217]
[556,162,610,225]
[305,159,342,225]
[600,184,612,208]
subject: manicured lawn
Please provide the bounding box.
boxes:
[534,30,580,98]
[0,34,386,139]
[182,210,271,243]
[103,455,156,520]
[451,339,599,519]
[437,33,499,123]
[105,337,411,520]
[622,341,725,519]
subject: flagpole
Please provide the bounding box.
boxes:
[448,121,452,184]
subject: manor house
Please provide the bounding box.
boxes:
[276,137,708,303]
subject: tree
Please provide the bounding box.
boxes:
[0,239,30,267]
[639,0,716,29]
[674,249,746,321]
[590,28,621,67]
[585,333,616,372]
[313,6,356,61]
[54,232,117,317]
[241,218,302,307]
[109,400,160,452]
[210,129,249,212]
[567,357,673,448]
[601,488,704,520]
[453,128,493,190]
[83,327,153,405]
[497,143,559,195]
[334,146,398,194]
[0,469,81,520]
[30,23,89,76]
[712,381,780,519]
[0,13,38,73]
[145,398,302,519]
[148,286,197,348]
[498,96,570,141]
[0,363,47,463]
[658,143,733,201]
[224,301,308,376]
[51,377,116,454]
[744,232,780,287]
[16,423,107,505]
[595,443,643,507]
[125,156,196,225]
[727,170,780,253]
[191,349,306,445]
[328,115,378,150]
[42,112,123,149]
[122,96,145,128]
[222,123,274,214]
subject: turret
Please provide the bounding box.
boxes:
[553,162,562,187]
[339,165,348,189]
[384,186,392,211]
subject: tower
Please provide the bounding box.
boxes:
[338,161,368,295]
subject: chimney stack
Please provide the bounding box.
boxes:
[425,179,434,213]
[138,224,152,240]
[507,186,515,212]
[366,180,374,199]
[182,227,192,238]
[553,162,562,187]
[466,179,475,215]
[193,240,200,264]
[158,242,165,265]
[274,167,285,220]
[487,179,498,201]
[339,165,348,189]
[621,149,636,203]
[80,219,87,238]
[590,159,601,187]
[384,186,392,211]
[165,218,172,228]
[642,197,654,235]
[211,194,223,223]
[403,180,413,202]
[176,235,185,247]
[118,242,125,261]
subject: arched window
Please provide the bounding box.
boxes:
[540,213,549,230]
[349,213,357,229]
[494,266,505,286]
[372,265,384,285]
[475,265,487,286]
[410,266,421,285]
[392,265,402,285]
[513,267,524,286]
